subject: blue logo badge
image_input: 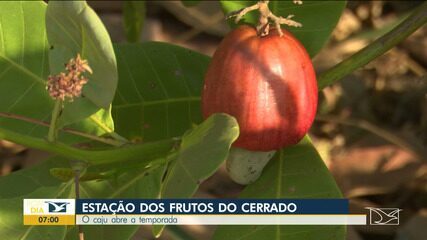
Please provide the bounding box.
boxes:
[45,201,70,213]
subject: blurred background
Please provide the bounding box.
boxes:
[1,1,426,239]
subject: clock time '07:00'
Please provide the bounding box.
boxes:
[38,216,59,223]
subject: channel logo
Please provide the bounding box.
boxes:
[365,207,402,225]
[45,201,70,213]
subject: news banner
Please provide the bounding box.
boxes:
[21,199,382,226]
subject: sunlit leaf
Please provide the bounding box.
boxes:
[153,113,239,236]
[46,1,118,126]
[0,1,115,143]
[162,113,239,197]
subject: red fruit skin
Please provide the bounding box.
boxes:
[202,25,318,151]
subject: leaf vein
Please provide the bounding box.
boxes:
[113,97,200,109]
[47,11,81,51]
[117,48,145,102]
[6,81,37,112]
[20,2,25,66]
[139,47,169,98]
[169,49,192,97]
[0,20,4,52]
[0,54,45,84]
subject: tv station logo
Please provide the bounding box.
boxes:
[23,199,75,225]
[46,201,70,213]
[365,207,402,225]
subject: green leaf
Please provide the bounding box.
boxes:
[46,0,118,126]
[104,42,219,193]
[220,0,346,57]
[0,1,52,138]
[112,42,209,142]
[67,106,115,134]
[162,113,239,197]
[0,158,72,240]
[123,1,146,43]
[0,155,164,240]
[0,1,115,143]
[153,113,239,236]
[0,191,68,240]
[212,136,345,240]
[65,163,165,240]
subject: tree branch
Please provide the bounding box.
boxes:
[0,112,125,146]
[0,126,177,165]
[48,99,62,142]
[318,1,427,89]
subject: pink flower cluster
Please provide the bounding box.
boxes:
[47,54,92,101]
